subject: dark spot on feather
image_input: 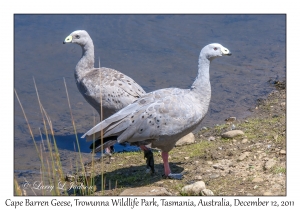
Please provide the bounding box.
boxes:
[128,83,131,85]
[140,129,143,131]
[157,120,160,122]
[157,126,159,128]
[149,121,151,123]
[132,120,135,123]
[142,116,144,118]
[131,116,134,118]
[119,83,122,86]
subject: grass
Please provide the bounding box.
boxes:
[14,77,97,196]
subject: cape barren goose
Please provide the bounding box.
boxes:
[82,43,231,179]
[63,30,153,160]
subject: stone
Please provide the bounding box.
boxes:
[201,189,214,196]
[208,136,216,141]
[279,150,286,155]
[212,164,224,170]
[175,133,195,146]
[221,130,244,138]
[252,177,263,183]
[237,152,250,161]
[280,102,286,107]
[263,191,273,196]
[209,173,220,179]
[194,175,202,180]
[265,159,276,170]
[120,186,172,196]
[184,157,190,160]
[241,138,248,144]
[207,161,213,165]
[225,117,236,123]
[181,181,206,195]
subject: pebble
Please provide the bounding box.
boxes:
[201,189,214,196]
[279,150,286,155]
[212,164,224,170]
[195,161,199,164]
[207,161,213,165]
[252,177,263,183]
[208,136,216,141]
[263,191,273,195]
[209,173,220,179]
[221,130,244,138]
[225,117,236,122]
[241,138,248,144]
[184,157,190,160]
[265,159,276,170]
[181,181,206,195]
[194,175,202,180]
[280,102,286,107]
[237,152,250,161]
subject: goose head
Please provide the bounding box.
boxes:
[200,43,232,61]
[63,30,91,46]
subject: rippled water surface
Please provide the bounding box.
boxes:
[14,14,286,192]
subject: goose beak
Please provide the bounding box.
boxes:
[221,47,232,56]
[63,35,72,44]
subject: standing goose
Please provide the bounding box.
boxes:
[63,30,153,164]
[82,43,232,179]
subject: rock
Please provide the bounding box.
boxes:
[265,159,276,170]
[184,157,190,160]
[280,102,286,107]
[207,161,213,165]
[252,177,263,183]
[209,173,220,179]
[155,181,164,186]
[195,161,199,164]
[241,138,248,144]
[212,164,224,170]
[175,133,195,146]
[237,152,250,161]
[194,175,202,180]
[181,181,206,195]
[221,130,244,138]
[120,186,171,196]
[208,136,216,141]
[226,116,236,121]
[263,191,273,196]
[279,150,286,155]
[201,189,214,196]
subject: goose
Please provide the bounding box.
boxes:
[82,43,232,179]
[63,30,154,168]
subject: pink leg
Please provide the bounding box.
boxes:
[162,151,171,176]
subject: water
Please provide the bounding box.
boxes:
[14,14,286,192]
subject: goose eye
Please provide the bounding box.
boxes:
[75,35,80,39]
[213,47,218,51]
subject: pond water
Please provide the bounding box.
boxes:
[14,14,286,193]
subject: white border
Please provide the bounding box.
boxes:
[2,0,298,209]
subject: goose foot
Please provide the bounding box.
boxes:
[162,173,183,180]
